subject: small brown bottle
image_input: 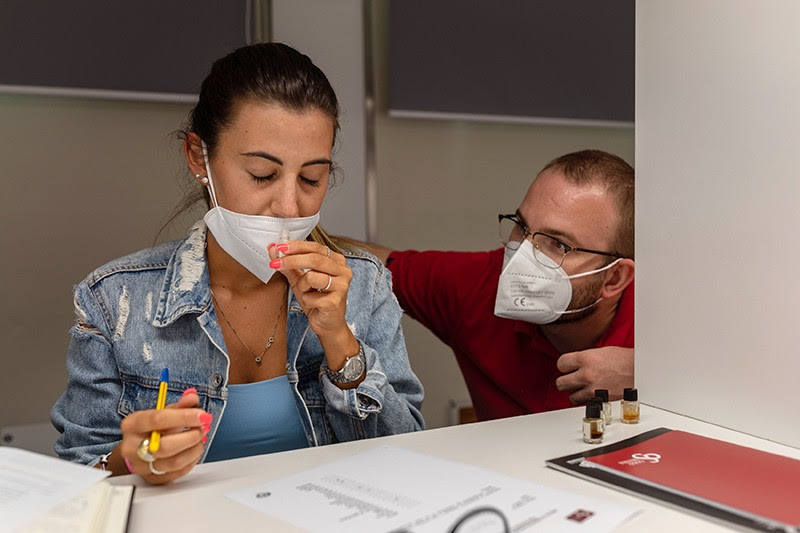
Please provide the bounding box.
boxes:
[583,400,604,444]
[622,387,640,424]
[594,388,612,426]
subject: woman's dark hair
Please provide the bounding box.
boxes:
[161,42,356,252]
[188,41,339,156]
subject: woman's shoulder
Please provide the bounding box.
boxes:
[82,239,182,289]
[342,245,385,277]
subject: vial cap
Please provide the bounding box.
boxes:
[594,389,609,402]
[624,387,638,401]
[585,402,601,418]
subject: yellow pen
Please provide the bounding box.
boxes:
[148,368,169,453]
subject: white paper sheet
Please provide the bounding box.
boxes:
[0,447,109,533]
[227,445,639,532]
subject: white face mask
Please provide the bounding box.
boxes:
[201,142,320,284]
[494,239,621,325]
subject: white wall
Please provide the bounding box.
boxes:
[636,0,800,447]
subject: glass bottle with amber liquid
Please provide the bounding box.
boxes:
[583,400,604,444]
[622,387,640,424]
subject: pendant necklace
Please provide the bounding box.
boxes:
[210,283,288,364]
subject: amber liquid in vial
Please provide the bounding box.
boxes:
[622,400,640,424]
[582,418,604,444]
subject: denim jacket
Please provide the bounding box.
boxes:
[52,222,424,465]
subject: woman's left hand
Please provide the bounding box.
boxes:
[268,240,356,346]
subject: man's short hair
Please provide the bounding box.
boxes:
[541,150,634,259]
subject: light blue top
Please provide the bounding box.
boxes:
[205,375,309,462]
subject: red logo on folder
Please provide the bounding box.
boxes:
[618,452,661,466]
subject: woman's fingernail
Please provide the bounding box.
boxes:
[202,423,211,434]
[182,387,197,397]
[123,457,135,474]
[267,242,276,250]
[276,243,289,253]
[202,434,207,443]
[199,412,213,424]
[269,259,282,268]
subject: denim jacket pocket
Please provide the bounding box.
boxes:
[118,373,190,416]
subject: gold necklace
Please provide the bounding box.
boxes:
[210,284,288,364]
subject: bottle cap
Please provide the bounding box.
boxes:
[594,389,609,402]
[585,402,601,418]
[624,387,638,401]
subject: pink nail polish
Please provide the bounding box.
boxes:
[267,242,276,250]
[199,412,213,424]
[202,434,207,443]
[182,387,197,397]
[203,423,211,434]
[276,243,289,253]
[269,259,282,268]
[123,457,135,474]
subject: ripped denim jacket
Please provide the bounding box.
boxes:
[51,222,425,465]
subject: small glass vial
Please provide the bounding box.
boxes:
[583,401,605,444]
[622,387,640,424]
[594,388,612,426]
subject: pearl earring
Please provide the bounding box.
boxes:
[196,173,209,185]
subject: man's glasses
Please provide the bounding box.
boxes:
[498,213,622,269]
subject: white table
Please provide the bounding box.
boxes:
[115,404,800,532]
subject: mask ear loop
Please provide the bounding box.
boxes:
[557,257,624,315]
[201,141,221,210]
[565,257,623,280]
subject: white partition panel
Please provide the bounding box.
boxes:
[636,0,800,447]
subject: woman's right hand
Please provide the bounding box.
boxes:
[115,388,212,485]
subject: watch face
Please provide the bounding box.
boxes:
[343,355,365,381]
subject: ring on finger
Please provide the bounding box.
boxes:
[317,274,333,293]
[325,246,331,259]
[136,438,156,463]
[148,461,167,476]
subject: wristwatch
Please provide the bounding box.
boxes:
[326,344,366,384]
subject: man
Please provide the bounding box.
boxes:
[365,150,635,421]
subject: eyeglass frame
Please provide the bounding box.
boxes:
[447,506,510,533]
[498,212,623,267]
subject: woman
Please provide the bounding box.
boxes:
[51,42,424,484]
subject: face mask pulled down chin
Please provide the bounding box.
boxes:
[493,239,621,325]
[201,142,320,284]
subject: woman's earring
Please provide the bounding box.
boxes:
[196,173,209,185]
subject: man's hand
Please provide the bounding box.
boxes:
[555,346,634,405]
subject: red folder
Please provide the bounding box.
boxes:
[547,428,800,532]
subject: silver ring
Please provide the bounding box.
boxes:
[325,246,331,258]
[148,461,167,476]
[136,438,156,463]
[318,274,333,293]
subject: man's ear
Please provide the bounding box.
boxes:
[184,132,207,181]
[600,258,634,299]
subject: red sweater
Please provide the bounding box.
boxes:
[387,248,634,421]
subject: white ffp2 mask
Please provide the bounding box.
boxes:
[493,239,621,324]
[201,143,320,284]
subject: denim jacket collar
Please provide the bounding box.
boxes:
[152,221,212,328]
